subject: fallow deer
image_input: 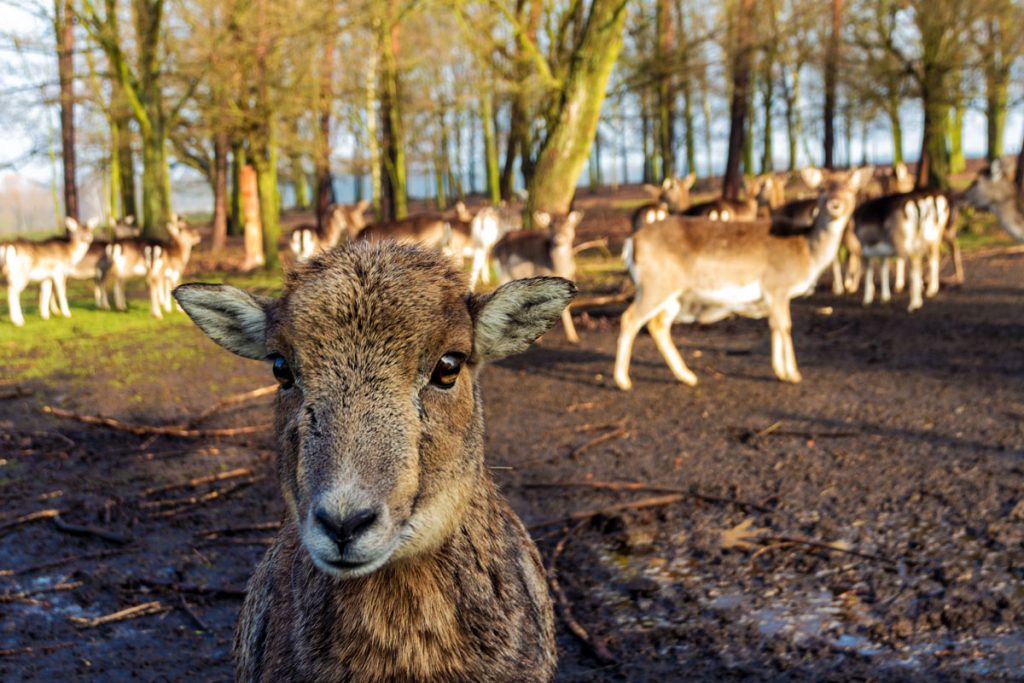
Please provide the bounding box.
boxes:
[491,210,583,343]
[681,179,761,222]
[357,210,465,263]
[964,158,1024,243]
[290,200,371,262]
[614,168,869,389]
[750,173,789,211]
[54,240,113,312]
[145,218,202,316]
[1,217,95,326]
[634,174,696,230]
[173,242,570,683]
[854,190,957,311]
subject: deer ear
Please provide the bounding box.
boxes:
[801,167,823,190]
[990,159,1005,180]
[682,173,696,190]
[661,178,673,190]
[468,277,576,363]
[64,217,80,233]
[174,284,273,360]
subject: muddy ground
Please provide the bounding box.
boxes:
[1,211,1023,681]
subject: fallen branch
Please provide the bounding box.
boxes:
[0,508,60,534]
[144,480,255,518]
[523,481,775,514]
[136,578,247,598]
[70,601,168,628]
[569,426,629,460]
[196,521,281,539]
[52,514,131,545]
[140,467,253,498]
[0,580,84,604]
[41,406,270,439]
[547,519,616,664]
[529,493,686,530]
[0,549,132,577]
[183,384,278,428]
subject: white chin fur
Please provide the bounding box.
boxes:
[304,533,403,579]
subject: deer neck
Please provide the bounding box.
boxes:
[806,207,850,272]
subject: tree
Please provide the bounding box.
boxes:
[55,0,78,221]
[722,0,755,200]
[975,0,1024,160]
[823,0,843,169]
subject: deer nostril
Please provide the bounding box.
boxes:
[315,507,378,552]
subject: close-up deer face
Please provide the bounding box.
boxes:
[819,168,869,219]
[173,243,573,579]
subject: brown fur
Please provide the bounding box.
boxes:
[682,197,759,221]
[965,159,1024,243]
[173,243,571,683]
[290,201,372,261]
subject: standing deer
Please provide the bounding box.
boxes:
[681,179,761,221]
[614,168,869,389]
[491,211,583,343]
[1,217,95,326]
[750,173,789,211]
[964,158,1024,243]
[290,200,371,262]
[173,243,569,683]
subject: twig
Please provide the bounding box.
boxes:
[52,514,131,545]
[41,406,270,439]
[70,601,168,628]
[0,642,74,658]
[140,467,253,498]
[3,429,76,449]
[145,480,255,518]
[0,508,60,533]
[547,519,616,664]
[529,493,686,530]
[0,580,84,604]
[0,549,132,577]
[569,427,629,460]
[135,578,247,598]
[183,384,278,428]
[572,238,608,255]
[762,534,899,566]
[178,595,212,632]
[196,521,281,538]
[0,387,32,400]
[523,481,775,514]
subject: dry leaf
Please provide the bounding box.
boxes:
[719,518,769,551]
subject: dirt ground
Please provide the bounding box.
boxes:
[1,200,1023,681]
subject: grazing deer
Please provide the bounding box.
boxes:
[642,173,696,213]
[879,162,914,196]
[854,190,956,311]
[105,214,200,318]
[111,215,141,239]
[965,158,1024,243]
[1,217,95,326]
[290,200,371,262]
[491,211,583,343]
[614,168,869,389]
[173,243,569,683]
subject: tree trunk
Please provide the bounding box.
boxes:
[229,142,245,236]
[140,123,171,235]
[1015,123,1024,193]
[240,164,264,270]
[481,88,501,204]
[56,0,78,221]
[700,67,713,178]
[823,0,843,169]
[887,97,903,164]
[760,68,774,173]
[655,0,674,180]
[316,36,336,229]
[291,154,310,209]
[526,0,629,216]
[916,80,951,191]
[986,77,1008,161]
[949,99,965,174]
[254,121,280,269]
[211,132,228,252]
[641,93,654,184]
[378,2,407,221]
[365,54,381,219]
[722,0,755,200]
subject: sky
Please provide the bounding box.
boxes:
[0,4,1021,232]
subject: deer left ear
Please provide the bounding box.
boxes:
[468,277,576,363]
[174,284,274,360]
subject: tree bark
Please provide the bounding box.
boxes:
[240,164,264,270]
[377,1,407,221]
[229,141,244,236]
[525,0,629,215]
[481,88,501,204]
[887,97,903,164]
[315,36,336,229]
[1015,123,1024,193]
[655,0,674,180]
[722,0,755,200]
[56,0,78,221]
[949,99,965,174]
[823,0,843,169]
[211,132,228,252]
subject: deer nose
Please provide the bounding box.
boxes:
[315,508,378,552]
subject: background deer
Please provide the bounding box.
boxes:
[173,243,570,682]
[1,217,95,326]
[614,168,868,389]
[965,158,1024,243]
[491,210,583,343]
[289,200,371,262]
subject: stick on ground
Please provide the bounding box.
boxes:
[523,480,775,514]
[70,601,168,628]
[41,406,269,439]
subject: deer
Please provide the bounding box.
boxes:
[290,200,372,262]
[854,190,957,312]
[614,167,869,389]
[680,178,761,222]
[356,210,466,263]
[964,158,1024,243]
[878,162,914,196]
[491,210,583,344]
[52,240,113,313]
[750,173,789,211]
[105,214,200,318]
[1,217,96,326]
[173,242,570,683]
[110,215,141,239]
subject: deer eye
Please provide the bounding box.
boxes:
[269,354,294,388]
[430,353,464,389]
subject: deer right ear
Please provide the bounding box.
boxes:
[800,167,824,190]
[173,284,272,360]
[682,173,696,190]
[64,217,80,232]
[990,159,1005,180]
[468,277,577,363]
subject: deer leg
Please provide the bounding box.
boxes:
[880,259,892,303]
[950,237,964,284]
[831,256,845,296]
[561,307,579,344]
[38,280,53,320]
[862,258,876,306]
[767,296,800,383]
[469,249,486,290]
[114,278,127,311]
[894,258,906,293]
[8,277,26,326]
[53,275,71,317]
[844,233,863,293]
[147,275,164,319]
[614,291,676,391]
[94,274,110,310]
[646,298,698,387]
[926,245,940,297]
[908,255,924,312]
